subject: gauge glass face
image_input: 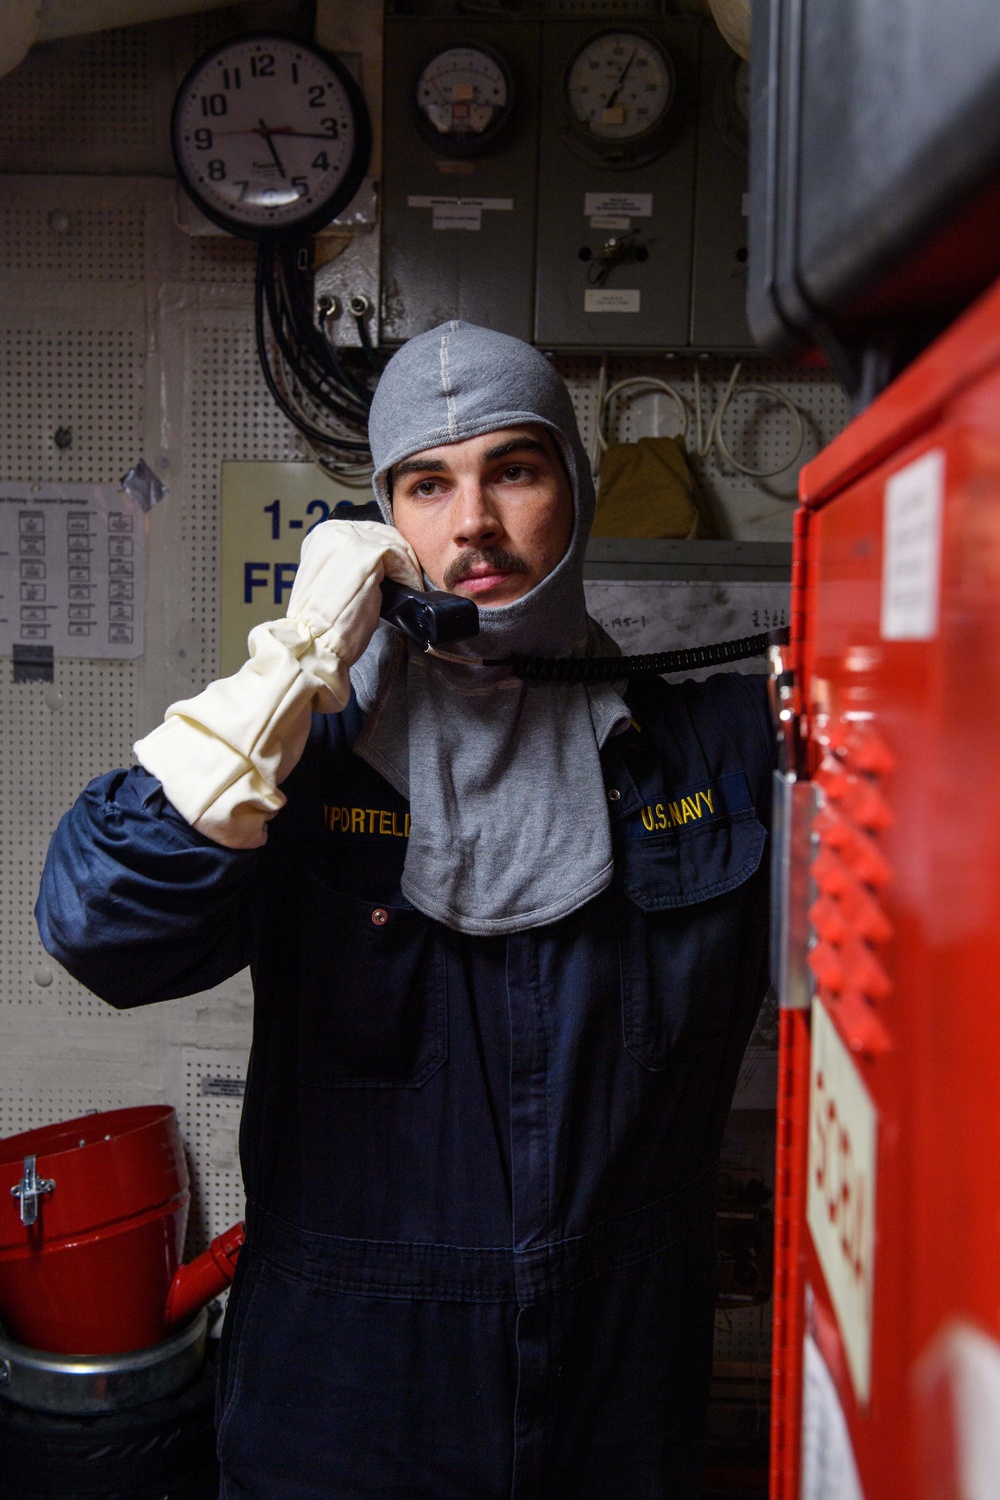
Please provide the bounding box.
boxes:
[173,37,361,232]
[416,47,510,145]
[566,31,674,141]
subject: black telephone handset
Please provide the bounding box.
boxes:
[379,578,787,679]
[379,579,480,649]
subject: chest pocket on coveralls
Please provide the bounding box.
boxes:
[614,777,766,1070]
[298,876,448,1088]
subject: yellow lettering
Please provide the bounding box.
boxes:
[701,788,714,815]
[367,809,378,834]
[351,808,365,834]
[655,803,667,830]
[379,810,391,836]
[404,812,410,838]
[340,807,349,831]
[391,812,402,837]
[328,806,340,830]
[641,806,655,832]
[669,801,683,827]
[681,796,699,823]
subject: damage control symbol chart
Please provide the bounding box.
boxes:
[0,484,145,659]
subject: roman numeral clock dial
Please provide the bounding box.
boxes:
[172,35,371,239]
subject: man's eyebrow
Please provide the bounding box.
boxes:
[392,456,450,481]
[483,437,549,463]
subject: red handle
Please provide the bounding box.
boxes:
[164,1220,245,1330]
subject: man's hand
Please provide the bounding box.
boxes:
[132,519,422,850]
[286,519,422,675]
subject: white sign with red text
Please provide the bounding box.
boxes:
[806,999,879,1405]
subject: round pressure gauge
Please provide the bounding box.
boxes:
[714,55,750,153]
[565,30,675,160]
[171,34,371,240]
[414,45,514,157]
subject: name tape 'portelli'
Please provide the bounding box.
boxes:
[324,806,411,838]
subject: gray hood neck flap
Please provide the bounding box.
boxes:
[351,320,628,936]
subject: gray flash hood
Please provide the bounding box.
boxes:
[352,320,627,936]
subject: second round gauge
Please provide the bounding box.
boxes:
[565,30,675,153]
[414,45,514,156]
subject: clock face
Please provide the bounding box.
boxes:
[414,45,514,156]
[172,35,370,239]
[565,30,675,146]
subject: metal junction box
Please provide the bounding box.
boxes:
[380,18,541,344]
[533,19,700,351]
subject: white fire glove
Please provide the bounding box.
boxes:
[134,520,421,849]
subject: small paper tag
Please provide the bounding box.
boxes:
[584,191,652,218]
[408,195,513,233]
[589,215,631,230]
[881,448,945,641]
[433,203,481,230]
[200,1076,246,1098]
[584,288,641,314]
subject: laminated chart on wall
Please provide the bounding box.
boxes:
[0,484,145,659]
[584,578,789,675]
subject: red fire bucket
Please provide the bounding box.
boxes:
[0,1105,190,1356]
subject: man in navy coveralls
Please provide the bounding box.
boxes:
[37,323,774,1499]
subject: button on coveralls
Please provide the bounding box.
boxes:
[37,669,774,1500]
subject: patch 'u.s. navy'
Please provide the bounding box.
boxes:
[624,771,753,839]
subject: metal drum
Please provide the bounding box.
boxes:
[0,1106,190,1355]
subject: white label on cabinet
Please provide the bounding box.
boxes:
[881,448,945,640]
[407,195,513,232]
[806,999,878,1405]
[584,288,640,314]
[584,192,652,218]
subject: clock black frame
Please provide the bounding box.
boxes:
[171,33,372,242]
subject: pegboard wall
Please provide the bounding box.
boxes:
[0,10,849,1277]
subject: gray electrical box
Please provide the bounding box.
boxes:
[533,19,700,351]
[690,28,753,351]
[380,19,540,344]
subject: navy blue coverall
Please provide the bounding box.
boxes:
[37,669,775,1500]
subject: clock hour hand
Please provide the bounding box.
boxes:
[257,118,287,178]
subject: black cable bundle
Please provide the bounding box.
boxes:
[254,240,380,467]
[497,628,789,683]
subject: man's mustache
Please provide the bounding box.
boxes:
[443,547,529,590]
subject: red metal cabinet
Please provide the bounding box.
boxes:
[771,278,1000,1498]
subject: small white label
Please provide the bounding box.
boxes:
[801,1331,866,1500]
[407,196,513,232]
[584,288,640,314]
[584,192,652,218]
[433,203,481,230]
[881,449,944,640]
[589,215,631,230]
[806,999,878,1405]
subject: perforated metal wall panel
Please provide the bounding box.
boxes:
[0,168,848,1283]
[0,24,849,1299]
